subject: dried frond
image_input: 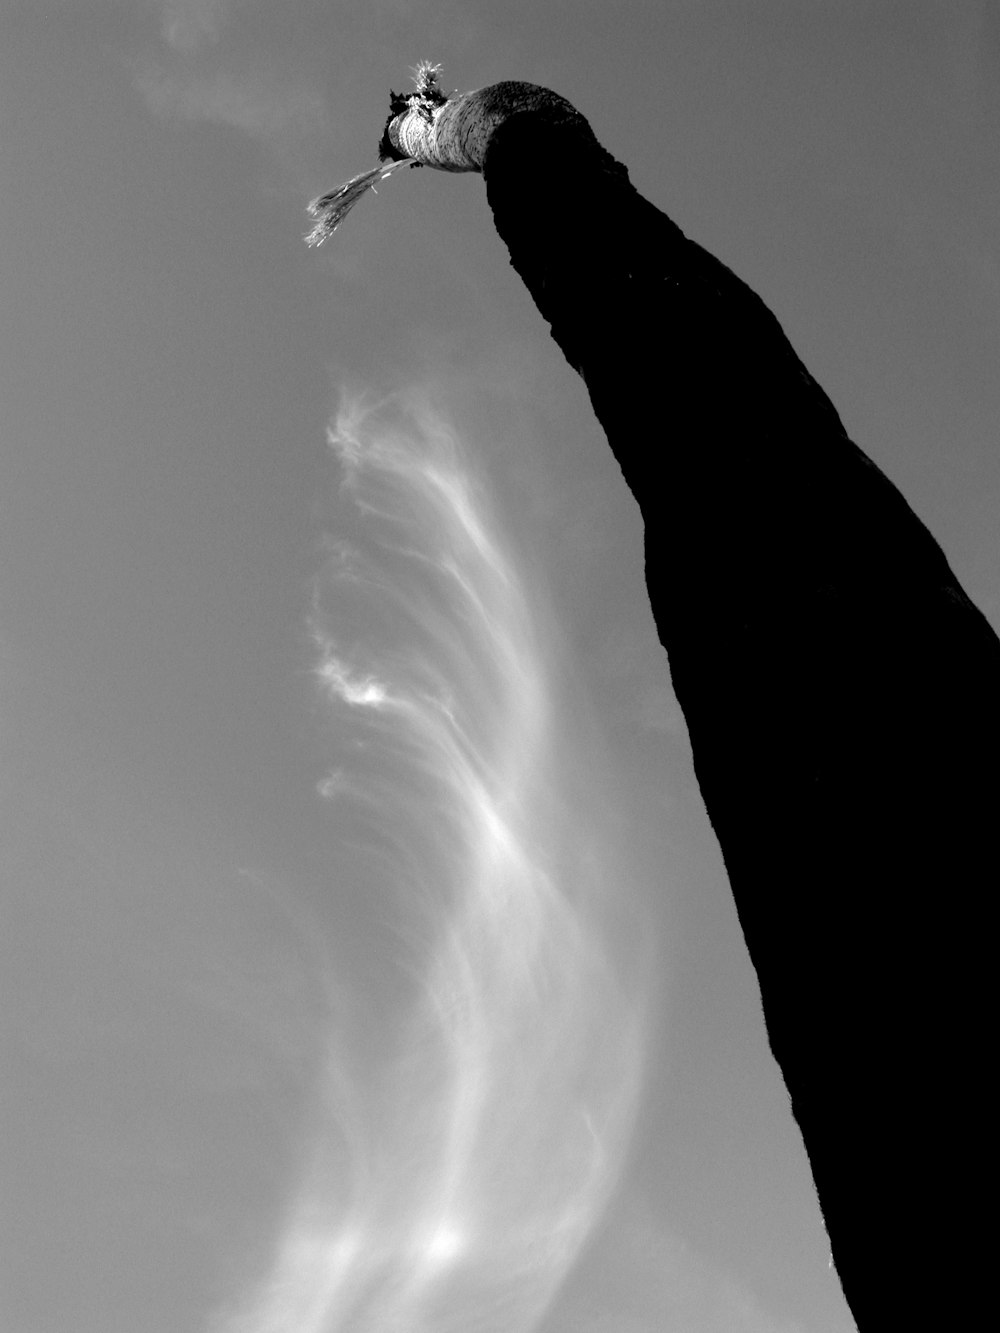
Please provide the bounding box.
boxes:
[407,60,450,119]
[305,59,449,246]
[305,158,417,247]
[411,60,444,93]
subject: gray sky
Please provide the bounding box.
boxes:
[2,3,997,1331]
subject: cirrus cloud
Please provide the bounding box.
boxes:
[159,0,232,52]
[136,62,331,144]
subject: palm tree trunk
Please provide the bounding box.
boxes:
[363,75,999,1330]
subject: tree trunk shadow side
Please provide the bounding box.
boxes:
[483,110,999,1331]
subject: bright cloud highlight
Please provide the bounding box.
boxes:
[209,390,648,1332]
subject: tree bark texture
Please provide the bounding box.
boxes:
[385,81,999,1330]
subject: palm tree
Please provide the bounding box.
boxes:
[310,69,1000,1331]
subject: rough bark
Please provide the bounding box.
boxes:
[377,79,999,1330]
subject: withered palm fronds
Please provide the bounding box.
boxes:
[305,62,592,245]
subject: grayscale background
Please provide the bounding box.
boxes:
[2,3,997,1331]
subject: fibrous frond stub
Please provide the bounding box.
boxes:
[304,158,418,247]
[411,60,446,97]
[305,60,451,246]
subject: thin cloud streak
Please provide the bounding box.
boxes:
[137,0,333,154]
[209,388,648,1332]
[136,64,331,143]
[554,1204,846,1333]
[160,0,231,52]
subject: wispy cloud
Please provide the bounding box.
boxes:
[136,63,331,144]
[555,1198,853,1333]
[136,1,334,169]
[206,390,646,1333]
[160,0,231,52]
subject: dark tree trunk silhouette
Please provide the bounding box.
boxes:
[317,75,1000,1330]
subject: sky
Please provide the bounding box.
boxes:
[1,2,997,1331]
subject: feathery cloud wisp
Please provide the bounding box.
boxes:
[160,0,231,52]
[136,63,331,146]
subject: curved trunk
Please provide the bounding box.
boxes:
[322,77,1000,1330]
